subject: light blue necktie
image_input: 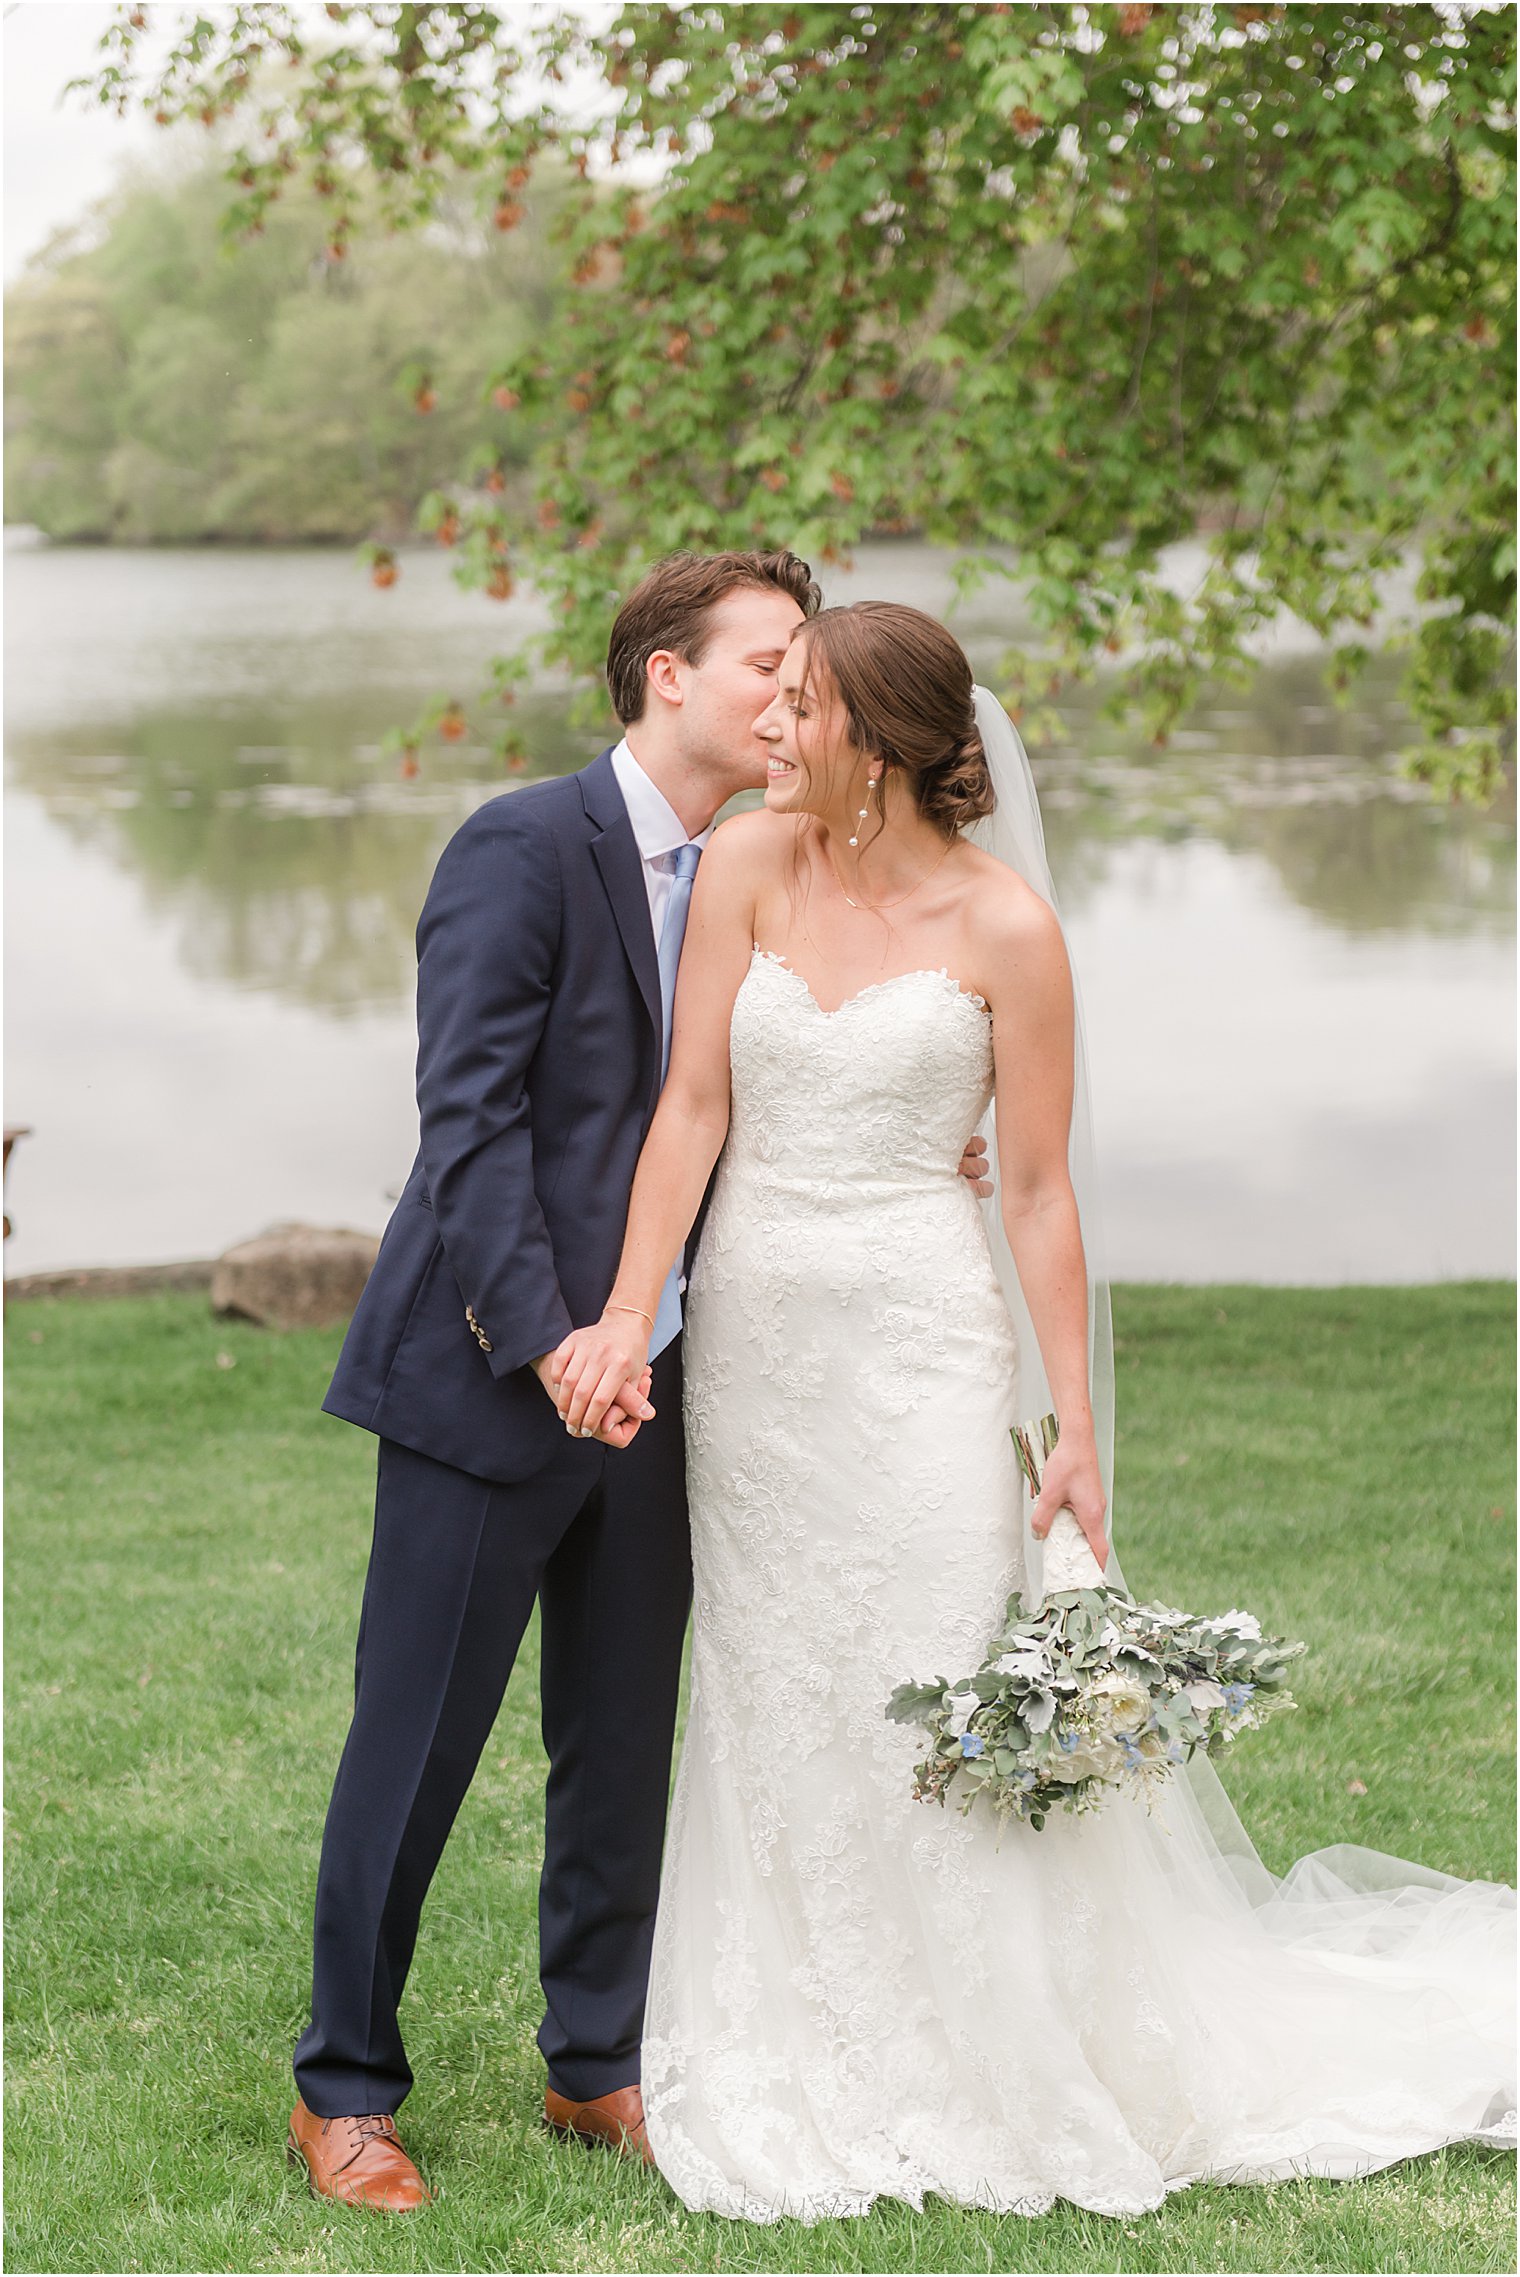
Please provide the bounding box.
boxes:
[649,841,703,1358]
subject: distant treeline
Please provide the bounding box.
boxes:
[3,150,571,544]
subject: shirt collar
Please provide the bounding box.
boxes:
[609,737,714,862]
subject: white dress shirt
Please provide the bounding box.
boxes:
[609,737,714,944]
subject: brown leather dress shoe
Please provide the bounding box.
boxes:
[286,2098,434,2209]
[544,2082,656,2168]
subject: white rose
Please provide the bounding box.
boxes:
[1088,1674,1150,1733]
[1050,1737,1123,1785]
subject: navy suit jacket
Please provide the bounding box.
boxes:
[324,747,711,1485]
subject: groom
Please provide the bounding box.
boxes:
[288,547,992,2208]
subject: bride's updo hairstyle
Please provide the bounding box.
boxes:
[792,601,996,838]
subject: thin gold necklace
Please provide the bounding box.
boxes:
[824,832,955,912]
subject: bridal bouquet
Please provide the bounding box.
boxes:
[886,1414,1306,1831]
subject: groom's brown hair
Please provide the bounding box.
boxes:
[606,548,822,724]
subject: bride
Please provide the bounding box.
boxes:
[550,601,1515,2222]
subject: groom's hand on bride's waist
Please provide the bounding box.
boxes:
[958,1135,994,1197]
[531,1344,654,1449]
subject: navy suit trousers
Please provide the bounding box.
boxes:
[293,1337,692,2115]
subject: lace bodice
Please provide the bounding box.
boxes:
[728,946,994,1184]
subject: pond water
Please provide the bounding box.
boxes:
[4,533,1513,1282]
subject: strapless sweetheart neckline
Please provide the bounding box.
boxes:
[749,943,990,1022]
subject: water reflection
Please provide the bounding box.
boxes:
[10,703,464,1017]
[4,539,1513,1278]
[8,660,1512,1019]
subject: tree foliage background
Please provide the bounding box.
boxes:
[4,153,568,543]
[54,1,1519,799]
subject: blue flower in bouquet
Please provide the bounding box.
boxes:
[1057,1729,1083,1755]
[1222,1682,1255,1716]
[960,1733,986,1759]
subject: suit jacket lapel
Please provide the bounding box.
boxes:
[579,747,663,1047]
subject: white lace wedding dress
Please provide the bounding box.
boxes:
[640,943,1516,2224]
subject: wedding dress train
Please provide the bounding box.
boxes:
[640,943,1515,2223]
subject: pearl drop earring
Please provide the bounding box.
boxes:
[848,776,877,849]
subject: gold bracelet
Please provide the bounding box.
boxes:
[607,1302,654,1331]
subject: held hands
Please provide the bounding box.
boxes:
[1029,1427,1110,1572]
[531,1348,654,1449]
[546,1311,654,1444]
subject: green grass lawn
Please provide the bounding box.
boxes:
[5,1284,1515,2276]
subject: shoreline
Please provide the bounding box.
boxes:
[3,1259,216,1302]
[5,1265,1514,1305]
